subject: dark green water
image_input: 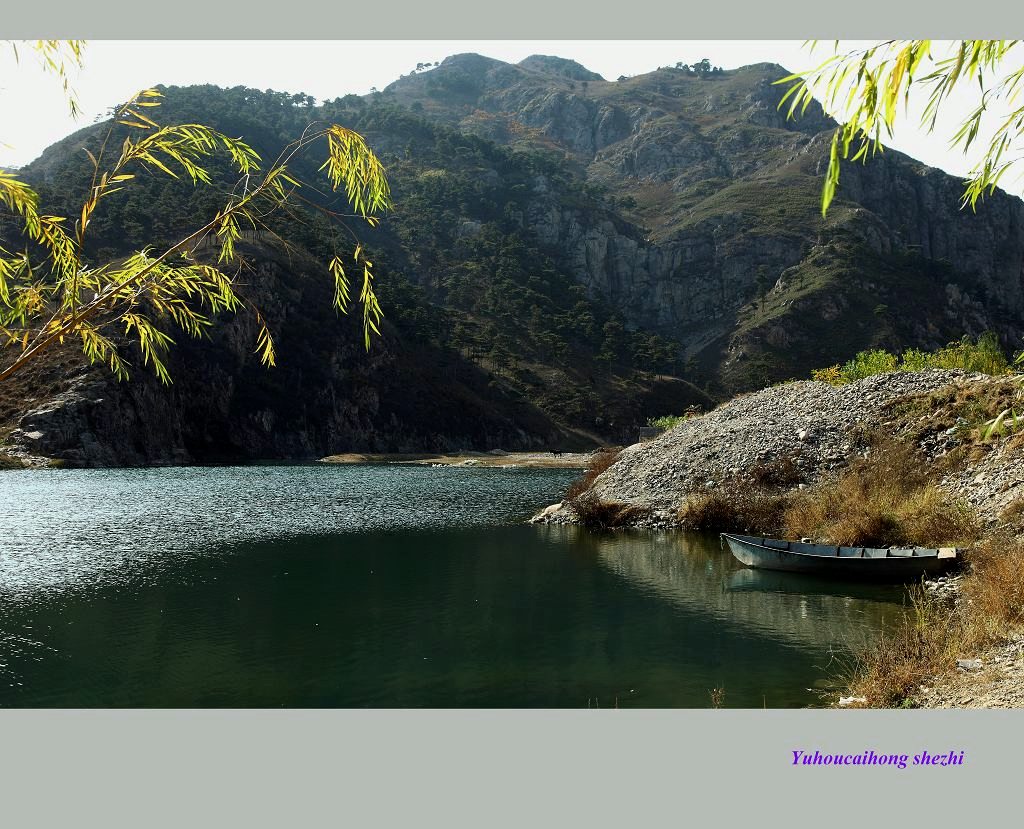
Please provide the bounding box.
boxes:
[0,464,908,707]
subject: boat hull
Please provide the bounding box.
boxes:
[721,534,959,582]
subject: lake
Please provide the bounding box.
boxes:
[0,464,908,707]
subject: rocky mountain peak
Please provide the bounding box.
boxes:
[436,52,508,75]
[517,55,604,82]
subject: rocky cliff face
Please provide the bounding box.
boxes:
[839,151,1024,310]
[385,55,1024,390]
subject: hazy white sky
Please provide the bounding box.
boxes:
[0,39,1019,196]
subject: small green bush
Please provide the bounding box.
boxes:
[646,409,701,430]
[813,332,1012,386]
[646,414,687,430]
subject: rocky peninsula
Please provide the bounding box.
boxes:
[537,368,1024,709]
[537,368,1024,528]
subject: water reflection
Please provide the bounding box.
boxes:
[1,467,909,708]
[536,525,908,654]
[0,464,578,605]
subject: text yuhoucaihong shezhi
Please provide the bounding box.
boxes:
[792,750,965,769]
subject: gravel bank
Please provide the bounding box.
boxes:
[938,439,1024,525]
[578,369,988,520]
[915,633,1024,708]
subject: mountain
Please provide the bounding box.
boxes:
[2,53,1023,467]
[382,54,1024,386]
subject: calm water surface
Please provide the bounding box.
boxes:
[0,465,908,707]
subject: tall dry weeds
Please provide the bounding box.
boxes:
[570,491,647,531]
[959,531,1024,632]
[678,490,791,535]
[678,439,976,546]
[564,448,621,501]
[844,532,1024,707]
[563,449,647,530]
[783,441,979,547]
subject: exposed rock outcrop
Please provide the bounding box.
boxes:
[383,57,1024,390]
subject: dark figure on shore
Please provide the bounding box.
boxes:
[550,449,563,457]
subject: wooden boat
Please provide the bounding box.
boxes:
[720,533,960,581]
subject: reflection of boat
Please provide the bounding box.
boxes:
[574,529,903,651]
[721,534,959,581]
[726,568,905,602]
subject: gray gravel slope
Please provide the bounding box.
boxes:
[590,369,984,514]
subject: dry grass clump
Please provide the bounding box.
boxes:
[0,451,26,469]
[561,448,645,530]
[960,532,1024,629]
[886,376,1024,463]
[678,440,975,547]
[998,498,1024,527]
[784,441,979,547]
[709,687,726,709]
[564,448,620,501]
[846,531,1024,707]
[843,588,956,707]
[678,489,791,535]
[569,491,647,531]
[747,454,802,488]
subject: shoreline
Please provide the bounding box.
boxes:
[318,450,597,469]
[0,450,598,471]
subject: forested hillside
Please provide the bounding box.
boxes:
[3,53,1023,466]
